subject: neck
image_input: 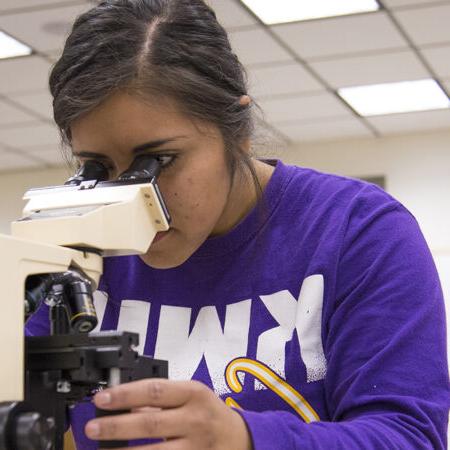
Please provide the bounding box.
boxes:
[211,159,275,236]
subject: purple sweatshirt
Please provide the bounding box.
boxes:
[26,160,449,449]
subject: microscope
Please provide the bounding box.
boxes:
[0,155,170,449]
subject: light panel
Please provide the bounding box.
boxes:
[338,79,450,116]
[0,31,32,60]
[240,0,380,25]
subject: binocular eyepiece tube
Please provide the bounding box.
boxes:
[64,154,161,186]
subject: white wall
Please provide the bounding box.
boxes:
[0,166,69,233]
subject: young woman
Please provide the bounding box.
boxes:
[26,0,449,449]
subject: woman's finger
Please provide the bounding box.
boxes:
[110,438,188,450]
[93,379,208,410]
[131,406,162,414]
[86,407,189,441]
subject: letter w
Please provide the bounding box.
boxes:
[154,300,251,395]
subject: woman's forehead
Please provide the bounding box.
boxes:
[71,92,221,150]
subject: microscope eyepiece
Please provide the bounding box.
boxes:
[117,154,161,181]
[64,160,109,186]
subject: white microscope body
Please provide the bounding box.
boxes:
[0,156,170,449]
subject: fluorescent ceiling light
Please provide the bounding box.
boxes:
[0,31,32,60]
[240,0,380,25]
[338,79,450,117]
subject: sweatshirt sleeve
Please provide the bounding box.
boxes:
[239,190,449,449]
[25,301,50,336]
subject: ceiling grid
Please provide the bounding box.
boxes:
[0,0,448,172]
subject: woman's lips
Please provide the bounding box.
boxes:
[152,229,171,243]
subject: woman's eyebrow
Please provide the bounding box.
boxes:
[72,136,188,159]
[132,136,188,154]
[71,151,111,160]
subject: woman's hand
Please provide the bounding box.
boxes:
[85,379,253,450]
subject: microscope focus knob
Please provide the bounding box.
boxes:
[15,412,55,450]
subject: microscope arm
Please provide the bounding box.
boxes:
[0,234,101,403]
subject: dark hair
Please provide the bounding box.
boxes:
[49,0,261,190]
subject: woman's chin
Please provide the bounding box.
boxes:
[140,240,190,269]
[141,231,205,269]
[152,229,172,244]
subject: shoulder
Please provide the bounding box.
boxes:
[268,162,426,267]
[274,161,407,225]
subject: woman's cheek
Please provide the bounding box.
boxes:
[163,190,185,220]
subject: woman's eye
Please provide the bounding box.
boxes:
[155,155,176,169]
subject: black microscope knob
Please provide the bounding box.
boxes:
[15,412,55,450]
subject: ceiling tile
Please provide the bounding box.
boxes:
[394,4,450,47]
[0,149,43,172]
[9,90,54,121]
[207,0,257,29]
[0,100,37,126]
[275,117,372,143]
[258,92,352,124]
[0,56,51,94]
[0,122,60,148]
[310,50,429,89]
[0,0,85,13]
[248,62,324,98]
[272,11,408,60]
[421,45,450,79]
[382,0,447,9]
[368,108,450,134]
[228,27,293,66]
[0,3,92,53]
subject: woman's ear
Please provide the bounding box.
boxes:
[239,95,251,107]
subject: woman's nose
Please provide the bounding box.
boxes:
[113,161,134,180]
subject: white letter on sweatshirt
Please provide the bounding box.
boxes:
[91,290,108,332]
[155,300,251,395]
[257,290,297,388]
[296,275,326,382]
[257,275,326,384]
[117,299,151,355]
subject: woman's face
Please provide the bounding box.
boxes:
[71,91,253,268]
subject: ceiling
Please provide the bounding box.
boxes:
[0,0,449,172]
